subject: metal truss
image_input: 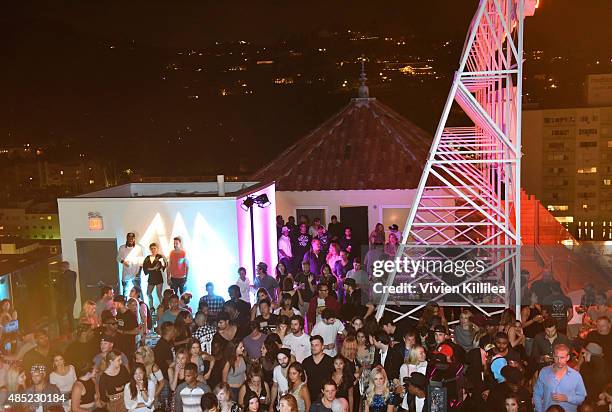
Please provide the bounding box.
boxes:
[376,0,538,321]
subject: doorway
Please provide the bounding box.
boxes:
[340,206,369,260]
[76,239,120,302]
[295,208,327,226]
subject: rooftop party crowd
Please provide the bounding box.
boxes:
[0,215,610,412]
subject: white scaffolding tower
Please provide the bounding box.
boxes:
[376,0,538,322]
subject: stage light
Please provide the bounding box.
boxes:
[254,194,271,208]
[241,196,255,211]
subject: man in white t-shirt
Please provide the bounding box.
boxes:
[282,315,311,362]
[311,309,345,357]
[278,226,293,271]
[270,348,292,412]
[236,267,251,304]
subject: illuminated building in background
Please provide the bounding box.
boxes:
[0,202,60,240]
[522,105,612,240]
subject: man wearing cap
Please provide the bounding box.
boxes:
[486,365,531,411]
[278,226,293,272]
[341,278,374,322]
[388,224,401,242]
[117,232,144,295]
[400,372,427,412]
[254,262,279,303]
[24,365,62,410]
[93,335,129,371]
[478,318,499,349]
[96,309,121,346]
[270,348,293,412]
[113,295,139,356]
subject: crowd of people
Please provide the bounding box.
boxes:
[0,215,609,412]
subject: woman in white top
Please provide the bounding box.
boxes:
[134,346,165,402]
[124,363,156,412]
[49,353,76,412]
[399,345,427,382]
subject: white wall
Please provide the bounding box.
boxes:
[58,197,241,315]
[276,190,417,230]
[276,189,453,242]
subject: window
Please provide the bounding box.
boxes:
[577,128,597,136]
[604,179,612,186]
[548,167,565,174]
[547,153,568,161]
[548,142,565,149]
[577,167,597,174]
[547,205,569,212]
[578,141,597,148]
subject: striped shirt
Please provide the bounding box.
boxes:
[174,382,210,412]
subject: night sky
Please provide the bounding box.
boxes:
[1,1,610,177]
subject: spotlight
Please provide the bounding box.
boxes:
[254,194,271,208]
[241,196,255,211]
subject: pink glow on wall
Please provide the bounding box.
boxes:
[236,183,278,281]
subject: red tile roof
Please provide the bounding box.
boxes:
[252,98,433,191]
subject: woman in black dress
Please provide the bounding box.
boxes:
[330,355,354,412]
[142,243,167,311]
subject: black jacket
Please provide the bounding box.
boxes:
[373,345,404,381]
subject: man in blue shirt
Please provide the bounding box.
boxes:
[533,343,586,412]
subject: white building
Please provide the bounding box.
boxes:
[57,180,277,314]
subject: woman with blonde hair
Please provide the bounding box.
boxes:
[79,300,99,329]
[134,346,165,401]
[215,382,240,412]
[453,310,480,351]
[0,365,26,407]
[326,243,342,269]
[364,366,394,412]
[399,345,427,383]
